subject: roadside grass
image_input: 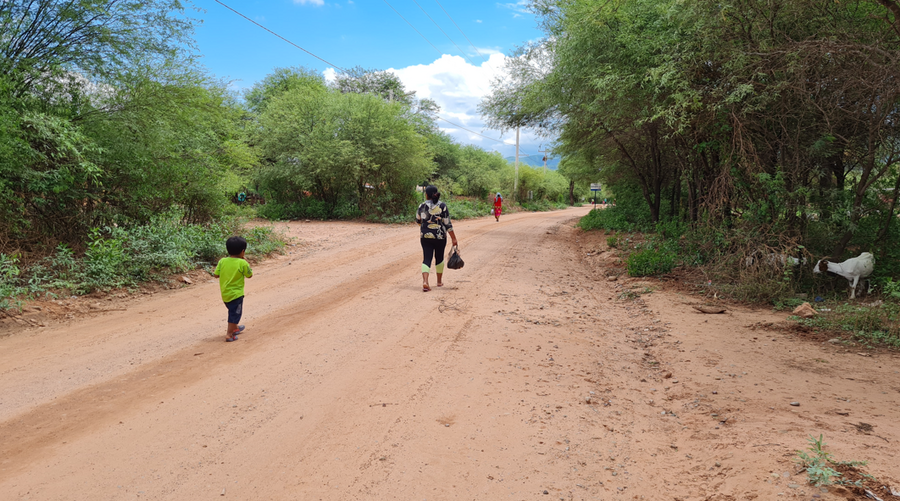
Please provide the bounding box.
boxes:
[793,302,900,348]
[257,199,363,221]
[445,197,493,220]
[0,214,287,312]
[578,209,900,349]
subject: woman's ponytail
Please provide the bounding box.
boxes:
[425,185,440,203]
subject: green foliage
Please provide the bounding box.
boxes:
[483,0,900,283]
[244,66,327,114]
[257,199,362,221]
[2,111,104,243]
[627,245,677,277]
[332,66,412,105]
[797,303,900,348]
[515,164,569,203]
[0,254,24,310]
[0,215,286,307]
[557,151,600,204]
[255,87,431,219]
[577,179,656,232]
[882,278,900,300]
[84,228,129,288]
[578,204,651,233]
[607,234,619,249]
[0,1,196,99]
[796,435,868,487]
[444,198,493,220]
[448,146,512,199]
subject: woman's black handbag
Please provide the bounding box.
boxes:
[446,245,464,270]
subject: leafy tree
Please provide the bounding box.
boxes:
[333,66,413,105]
[255,87,431,217]
[483,0,900,263]
[0,0,196,97]
[83,73,251,224]
[244,66,327,114]
[333,66,441,136]
[557,151,599,205]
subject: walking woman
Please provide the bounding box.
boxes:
[493,192,503,222]
[416,185,458,292]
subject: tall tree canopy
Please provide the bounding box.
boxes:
[0,0,196,96]
[482,0,900,260]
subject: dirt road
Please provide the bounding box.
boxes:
[1,208,898,500]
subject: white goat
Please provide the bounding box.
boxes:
[813,252,874,300]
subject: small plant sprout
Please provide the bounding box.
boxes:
[795,434,869,487]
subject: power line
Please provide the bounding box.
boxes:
[215,0,528,155]
[436,117,532,156]
[433,0,489,65]
[381,0,443,57]
[213,0,346,71]
[410,0,476,66]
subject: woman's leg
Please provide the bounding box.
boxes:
[421,239,435,291]
[434,239,447,286]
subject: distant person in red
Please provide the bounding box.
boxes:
[493,192,503,222]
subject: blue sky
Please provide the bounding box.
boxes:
[193,0,552,160]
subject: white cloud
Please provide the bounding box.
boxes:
[475,19,482,23]
[318,54,549,158]
[472,46,502,57]
[388,54,547,157]
[498,1,529,15]
[293,0,324,6]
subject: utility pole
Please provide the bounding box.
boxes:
[539,146,551,173]
[514,127,520,199]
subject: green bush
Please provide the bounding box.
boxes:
[627,247,677,276]
[445,198,493,220]
[0,254,24,310]
[607,233,619,248]
[0,214,287,308]
[578,205,650,232]
[796,303,900,348]
[257,199,363,221]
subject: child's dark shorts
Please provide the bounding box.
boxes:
[224,296,244,324]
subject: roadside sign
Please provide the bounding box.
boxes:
[590,183,601,191]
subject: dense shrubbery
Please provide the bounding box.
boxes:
[626,247,677,277]
[256,199,363,221]
[445,198,494,220]
[0,1,591,310]
[0,214,285,310]
[797,303,900,348]
[486,0,900,294]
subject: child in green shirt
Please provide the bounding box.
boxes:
[213,236,253,342]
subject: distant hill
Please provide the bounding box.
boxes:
[504,154,560,170]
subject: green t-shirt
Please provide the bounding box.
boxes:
[214,257,252,303]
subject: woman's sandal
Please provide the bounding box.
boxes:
[423,284,431,292]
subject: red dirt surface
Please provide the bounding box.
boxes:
[1,207,898,500]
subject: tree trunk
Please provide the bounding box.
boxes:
[568,179,575,206]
